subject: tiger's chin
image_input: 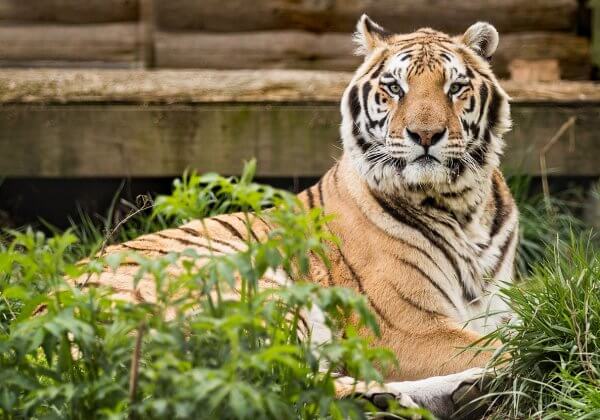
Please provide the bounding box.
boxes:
[402,160,451,187]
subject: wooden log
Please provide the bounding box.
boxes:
[154,31,358,72]
[0,0,138,23]
[2,69,600,104]
[0,103,598,177]
[154,0,577,33]
[153,31,591,80]
[0,24,141,67]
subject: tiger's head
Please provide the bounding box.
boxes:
[341,15,511,195]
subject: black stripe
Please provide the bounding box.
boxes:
[469,139,489,167]
[355,136,370,153]
[373,194,477,302]
[417,198,469,240]
[338,249,396,328]
[489,175,510,238]
[440,187,472,198]
[361,82,374,129]
[395,256,456,311]
[213,217,245,241]
[122,243,168,255]
[117,261,140,267]
[255,215,272,231]
[370,60,385,79]
[348,85,361,121]
[317,178,325,207]
[464,96,475,113]
[491,228,517,279]
[234,214,260,242]
[177,226,201,237]
[179,227,244,252]
[388,280,443,318]
[487,87,503,131]
[306,186,315,208]
[155,232,229,254]
[391,238,449,286]
[476,83,489,126]
[296,313,310,338]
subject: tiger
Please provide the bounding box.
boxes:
[78,15,518,419]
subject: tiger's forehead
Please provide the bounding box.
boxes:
[382,33,468,81]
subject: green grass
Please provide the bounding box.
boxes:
[482,232,600,419]
[507,175,583,279]
[474,176,600,419]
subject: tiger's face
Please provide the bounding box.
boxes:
[342,15,511,193]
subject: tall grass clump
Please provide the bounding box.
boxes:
[507,175,582,278]
[0,162,420,419]
[484,233,600,419]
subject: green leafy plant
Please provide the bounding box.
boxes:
[0,162,417,419]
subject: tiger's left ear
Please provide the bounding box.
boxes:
[353,14,391,56]
[461,22,499,59]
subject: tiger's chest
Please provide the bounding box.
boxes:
[325,208,512,335]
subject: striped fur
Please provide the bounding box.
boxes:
[78,17,518,418]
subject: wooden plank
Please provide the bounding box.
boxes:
[2,70,600,104]
[0,24,141,67]
[0,103,598,177]
[154,0,577,33]
[153,31,591,80]
[0,0,138,23]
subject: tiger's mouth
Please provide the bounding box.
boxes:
[413,154,441,164]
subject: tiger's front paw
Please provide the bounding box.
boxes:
[387,367,490,420]
[334,376,420,411]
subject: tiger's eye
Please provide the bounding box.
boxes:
[389,83,402,95]
[449,83,462,94]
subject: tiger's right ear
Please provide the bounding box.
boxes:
[353,14,390,56]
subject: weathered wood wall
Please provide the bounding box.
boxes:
[0,0,142,68]
[0,0,593,79]
[1,70,599,178]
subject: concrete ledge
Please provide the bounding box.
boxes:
[1,70,599,178]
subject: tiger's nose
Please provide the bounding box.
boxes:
[406,127,446,147]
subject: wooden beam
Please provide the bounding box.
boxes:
[0,0,139,23]
[0,103,598,177]
[153,31,591,80]
[2,69,600,104]
[154,0,577,33]
[0,24,141,68]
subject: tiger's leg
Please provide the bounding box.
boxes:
[330,311,497,418]
[301,310,492,418]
